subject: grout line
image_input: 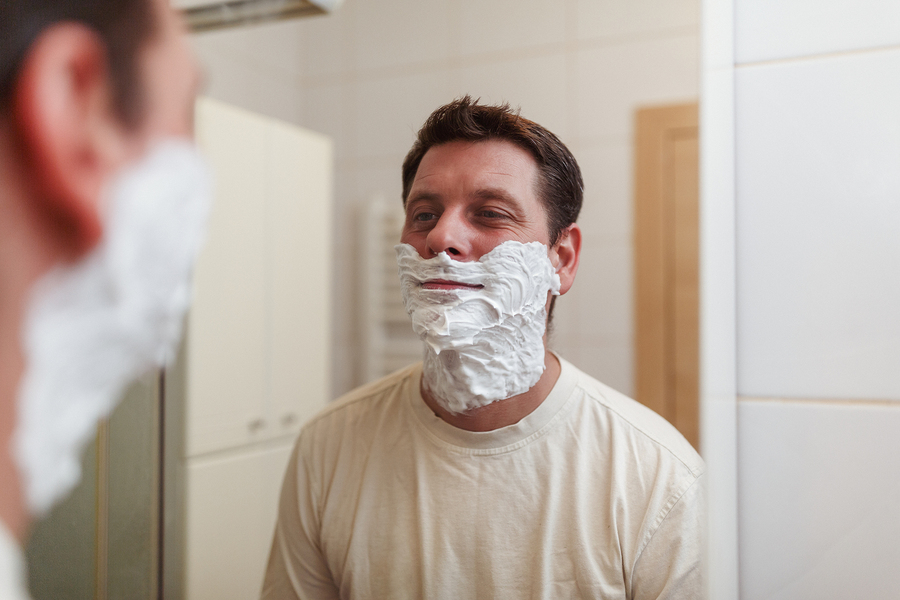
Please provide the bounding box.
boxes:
[736,42,900,70]
[336,154,406,171]
[299,44,568,88]
[574,24,699,51]
[738,396,900,408]
[191,34,306,83]
[296,25,700,89]
[564,0,579,142]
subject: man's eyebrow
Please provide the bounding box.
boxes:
[471,187,523,206]
[406,190,442,204]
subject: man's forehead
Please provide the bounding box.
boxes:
[412,140,539,187]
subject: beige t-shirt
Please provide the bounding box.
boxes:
[1,519,30,600]
[262,357,704,600]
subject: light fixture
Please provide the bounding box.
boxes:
[174,0,343,33]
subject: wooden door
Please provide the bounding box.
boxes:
[634,103,700,450]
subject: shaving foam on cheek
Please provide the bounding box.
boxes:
[15,140,211,516]
[396,240,561,414]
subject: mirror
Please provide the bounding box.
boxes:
[182,1,702,595]
[25,1,704,598]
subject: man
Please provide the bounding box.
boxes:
[262,97,704,599]
[0,0,207,597]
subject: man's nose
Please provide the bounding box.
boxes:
[425,213,470,259]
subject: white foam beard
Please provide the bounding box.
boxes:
[396,241,561,414]
[13,139,212,516]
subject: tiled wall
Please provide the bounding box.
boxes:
[730,0,900,596]
[189,0,700,399]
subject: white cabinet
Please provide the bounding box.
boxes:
[182,97,332,599]
[187,97,332,457]
[185,441,294,600]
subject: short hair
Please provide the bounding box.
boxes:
[401,96,584,246]
[0,0,156,128]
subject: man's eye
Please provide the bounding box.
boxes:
[413,212,436,222]
[478,210,505,219]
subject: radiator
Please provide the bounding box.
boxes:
[358,196,422,384]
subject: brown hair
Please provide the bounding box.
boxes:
[402,96,584,246]
[0,0,156,127]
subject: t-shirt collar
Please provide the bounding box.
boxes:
[407,352,578,452]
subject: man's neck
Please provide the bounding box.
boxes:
[420,351,561,432]
[0,298,29,543]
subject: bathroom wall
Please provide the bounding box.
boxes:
[190,0,700,398]
[704,0,900,597]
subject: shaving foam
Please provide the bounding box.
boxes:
[396,240,560,414]
[15,139,211,515]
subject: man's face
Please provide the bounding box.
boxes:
[401,139,553,273]
[9,0,209,518]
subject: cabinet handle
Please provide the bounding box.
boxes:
[281,413,298,427]
[248,418,266,432]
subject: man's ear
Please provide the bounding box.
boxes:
[550,223,581,296]
[13,23,124,257]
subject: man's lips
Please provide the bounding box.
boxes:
[421,279,484,291]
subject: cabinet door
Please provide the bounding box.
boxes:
[187,98,332,456]
[184,441,294,600]
[266,123,332,439]
[188,99,269,455]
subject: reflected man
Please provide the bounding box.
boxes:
[263,97,704,599]
[0,0,207,597]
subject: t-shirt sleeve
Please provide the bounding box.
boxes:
[630,469,706,600]
[260,435,340,600]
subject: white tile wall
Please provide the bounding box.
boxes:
[738,399,900,599]
[330,267,358,396]
[239,19,306,78]
[354,70,457,159]
[458,0,567,57]
[569,341,633,397]
[735,50,900,400]
[576,141,632,246]
[574,34,699,141]
[576,0,699,42]
[735,0,900,64]
[192,35,304,124]
[570,243,633,344]
[302,82,355,161]
[353,161,404,207]
[352,0,454,72]
[456,53,570,141]
[299,6,355,79]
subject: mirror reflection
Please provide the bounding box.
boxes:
[184,2,702,598]
[10,0,703,598]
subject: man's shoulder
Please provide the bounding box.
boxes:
[561,358,704,477]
